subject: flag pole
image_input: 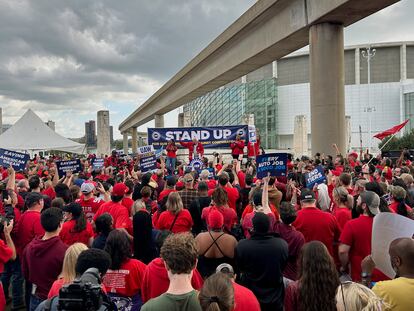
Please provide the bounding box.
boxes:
[366,132,398,165]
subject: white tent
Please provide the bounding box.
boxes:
[0,109,85,154]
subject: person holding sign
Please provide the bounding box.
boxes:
[230,135,245,160]
[180,138,204,162]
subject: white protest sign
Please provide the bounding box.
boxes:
[372,213,414,278]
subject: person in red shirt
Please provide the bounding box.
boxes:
[292,189,340,257]
[154,192,193,233]
[388,185,413,217]
[332,186,353,231]
[166,139,178,174]
[122,179,135,211]
[158,176,177,202]
[0,221,16,311]
[230,135,245,160]
[93,183,132,236]
[103,230,146,309]
[202,188,238,233]
[76,182,105,222]
[180,138,204,162]
[208,173,239,211]
[60,203,94,246]
[339,191,388,282]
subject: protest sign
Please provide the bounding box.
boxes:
[248,125,257,143]
[138,145,157,173]
[256,153,287,179]
[91,158,104,169]
[207,167,215,179]
[0,148,30,171]
[148,125,249,148]
[189,158,204,173]
[56,159,81,176]
[372,213,414,278]
[305,165,326,188]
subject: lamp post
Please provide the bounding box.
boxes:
[361,46,376,153]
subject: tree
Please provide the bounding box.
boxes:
[378,129,414,151]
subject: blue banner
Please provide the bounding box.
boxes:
[207,167,215,179]
[0,148,30,171]
[56,159,81,176]
[138,145,157,173]
[148,125,249,148]
[256,153,288,179]
[305,165,327,188]
[91,158,104,169]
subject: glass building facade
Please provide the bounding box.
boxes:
[183,78,278,148]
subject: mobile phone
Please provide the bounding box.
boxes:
[2,189,9,201]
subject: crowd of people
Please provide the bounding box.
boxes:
[0,141,413,311]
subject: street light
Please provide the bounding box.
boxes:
[361,46,376,153]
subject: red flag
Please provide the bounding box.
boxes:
[374,120,409,140]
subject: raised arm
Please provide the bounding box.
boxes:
[6,166,15,191]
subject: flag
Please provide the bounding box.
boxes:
[373,120,409,140]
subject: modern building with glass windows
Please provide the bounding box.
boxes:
[183,41,414,152]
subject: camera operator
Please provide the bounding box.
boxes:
[0,218,16,311]
[35,248,113,311]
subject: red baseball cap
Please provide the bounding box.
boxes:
[112,183,128,196]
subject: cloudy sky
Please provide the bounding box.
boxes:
[0,0,412,139]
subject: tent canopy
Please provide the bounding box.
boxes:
[0,109,85,154]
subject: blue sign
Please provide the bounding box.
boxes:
[189,158,204,173]
[207,167,215,179]
[256,153,288,179]
[305,165,327,188]
[56,159,81,176]
[155,147,164,159]
[0,148,30,171]
[138,145,157,173]
[248,125,257,143]
[148,125,249,149]
[91,158,104,169]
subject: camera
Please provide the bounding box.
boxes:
[0,186,14,232]
[57,268,114,311]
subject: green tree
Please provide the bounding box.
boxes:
[379,129,414,151]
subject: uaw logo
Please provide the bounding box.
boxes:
[237,128,246,137]
[190,158,204,172]
[151,131,161,141]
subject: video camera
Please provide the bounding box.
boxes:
[57,268,114,311]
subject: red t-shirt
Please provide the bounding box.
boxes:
[207,180,217,190]
[59,219,94,246]
[15,210,45,255]
[340,215,387,282]
[141,257,204,302]
[388,202,413,214]
[154,210,193,233]
[237,171,246,189]
[208,186,239,211]
[201,206,237,232]
[103,258,146,297]
[0,239,13,273]
[242,204,280,221]
[94,201,132,232]
[292,207,340,257]
[42,187,56,200]
[333,207,352,231]
[122,197,134,211]
[76,196,105,222]
[233,282,261,311]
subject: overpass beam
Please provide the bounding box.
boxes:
[131,127,138,154]
[310,23,346,156]
[154,114,164,128]
[123,132,129,155]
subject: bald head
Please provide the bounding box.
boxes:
[389,238,414,276]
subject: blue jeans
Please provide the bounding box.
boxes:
[166,157,176,174]
[1,257,24,308]
[30,294,43,311]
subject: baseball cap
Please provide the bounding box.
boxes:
[63,202,83,217]
[166,176,177,187]
[112,183,128,197]
[81,182,95,194]
[300,189,316,201]
[360,191,380,215]
[25,192,44,208]
[216,263,234,275]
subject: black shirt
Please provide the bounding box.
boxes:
[189,196,211,235]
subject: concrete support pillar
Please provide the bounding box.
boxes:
[401,44,407,81]
[293,115,308,157]
[123,132,129,155]
[0,108,3,135]
[178,113,184,127]
[154,114,164,128]
[272,61,278,78]
[131,127,138,154]
[97,110,111,156]
[309,23,346,155]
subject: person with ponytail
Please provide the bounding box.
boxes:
[332,186,353,230]
[336,282,388,311]
[389,186,413,218]
[199,273,234,311]
[60,202,94,246]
